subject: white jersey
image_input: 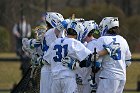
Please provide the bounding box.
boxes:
[42,28,65,70]
[86,39,100,52]
[44,28,65,47]
[77,39,100,85]
[40,28,65,93]
[96,35,131,80]
[43,37,91,79]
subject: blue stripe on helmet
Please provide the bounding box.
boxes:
[51,20,57,27]
[61,20,68,28]
[82,27,88,39]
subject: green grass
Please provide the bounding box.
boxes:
[0,53,140,93]
[125,62,140,90]
[0,53,17,58]
[0,61,21,89]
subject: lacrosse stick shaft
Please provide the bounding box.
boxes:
[93,48,97,83]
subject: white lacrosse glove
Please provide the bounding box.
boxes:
[22,38,29,51]
[61,56,79,70]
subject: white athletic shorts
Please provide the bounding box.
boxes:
[40,65,52,93]
[51,77,78,93]
[96,78,126,93]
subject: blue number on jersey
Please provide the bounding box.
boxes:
[53,44,68,62]
[112,38,121,60]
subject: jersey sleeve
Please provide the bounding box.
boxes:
[86,39,101,53]
[125,42,132,61]
[43,43,53,64]
[94,37,105,52]
[68,39,91,61]
[44,28,57,46]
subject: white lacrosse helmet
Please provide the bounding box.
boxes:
[45,12,64,30]
[81,20,99,39]
[99,17,119,36]
[67,21,85,40]
[63,18,85,28]
[74,18,85,22]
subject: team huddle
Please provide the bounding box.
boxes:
[22,12,132,93]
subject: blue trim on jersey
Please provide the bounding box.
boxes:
[61,38,65,43]
[42,37,49,52]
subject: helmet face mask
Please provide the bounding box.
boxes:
[99,17,119,36]
[34,25,47,40]
[56,20,69,31]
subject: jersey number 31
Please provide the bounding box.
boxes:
[53,44,68,62]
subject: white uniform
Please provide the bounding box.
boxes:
[95,35,131,93]
[40,28,65,93]
[43,37,91,93]
[86,39,102,85]
[76,39,101,93]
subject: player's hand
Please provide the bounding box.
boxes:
[88,76,97,92]
[36,56,49,66]
[91,54,99,61]
[22,38,28,51]
[91,61,101,73]
[90,83,97,93]
[61,56,77,70]
[76,74,83,85]
[31,54,39,66]
[31,40,41,49]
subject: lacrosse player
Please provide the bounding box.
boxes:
[22,12,67,93]
[39,12,67,93]
[76,20,112,93]
[43,21,97,93]
[74,20,100,93]
[61,20,121,93]
[95,17,131,93]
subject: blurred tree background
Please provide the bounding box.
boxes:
[0,0,140,53]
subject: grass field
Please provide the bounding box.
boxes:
[0,61,21,89]
[0,53,140,93]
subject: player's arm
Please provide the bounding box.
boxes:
[61,53,101,70]
[125,44,132,68]
[61,40,92,69]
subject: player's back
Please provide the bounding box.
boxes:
[44,28,57,46]
[44,37,91,79]
[97,35,131,80]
